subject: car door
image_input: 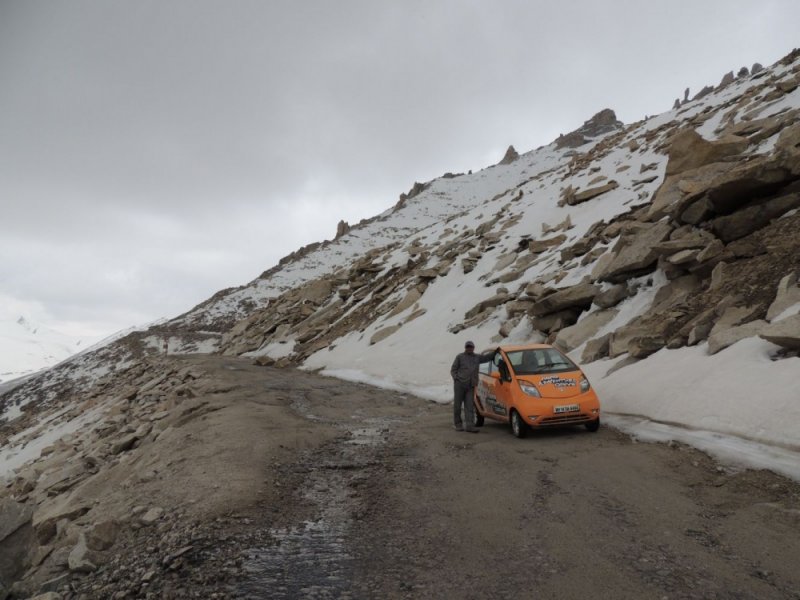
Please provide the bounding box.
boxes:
[475,354,502,419]
[491,351,516,420]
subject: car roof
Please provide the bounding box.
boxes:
[483,343,554,353]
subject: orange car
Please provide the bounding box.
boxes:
[473,344,600,437]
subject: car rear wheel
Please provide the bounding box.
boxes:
[510,410,528,438]
[585,418,600,432]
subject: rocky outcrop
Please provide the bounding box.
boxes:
[531,283,599,317]
[555,109,623,149]
[711,193,800,242]
[0,500,34,597]
[335,220,351,239]
[595,221,673,283]
[498,145,519,165]
[664,129,748,177]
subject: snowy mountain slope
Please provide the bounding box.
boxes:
[0,316,92,383]
[2,48,800,484]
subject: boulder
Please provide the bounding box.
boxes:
[707,320,767,354]
[632,175,659,186]
[253,355,276,367]
[608,325,651,358]
[461,257,478,274]
[725,113,787,144]
[664,129,748,177]
[524,282,551,299]
[67,534,97,573]
[530,310,579,334]
[38,463,87,494]
[465,292,512,320]
[140,507,164,526]
[505,299,535,318]
[628,335,666,358]
[595,221,673,283]
[370,324,401,345]
[711,193,800,242]
[699,157,798,218]
[581,333,612,363]
[528,234,567,254]
[498,321,514,338]
[560,237,596,262]
[709,304,761,339]
[554,309,618,352]
[86,520,119,552]
[593,284,630,309]
[531,283,600,317]
[299,279,334,305]
[679,197,715,225]
[767,273,800,321]
[760,314,800,350]
[110,433,140,455]
[651,236,713,256]
[566,181,619,206]
[0,500,34,595]
[492,253,517,272]
[651,275,702,311]
[388,288,423,317]
[694,239,725,264]
[541,215,573,235]
[667,248,700,265]
[688,321,714,346]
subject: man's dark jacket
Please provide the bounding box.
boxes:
[450,350,495,387]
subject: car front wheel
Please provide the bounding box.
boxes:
[585,418,600,432]
[510,410,528,438]
[472,406,485,427]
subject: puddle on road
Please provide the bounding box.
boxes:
[232,415,399,599]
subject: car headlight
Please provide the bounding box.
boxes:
[519,381,541,397]
[580,377,591,392]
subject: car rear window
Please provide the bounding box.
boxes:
[506,348,578,375]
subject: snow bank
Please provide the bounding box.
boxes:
[582,338,800,450]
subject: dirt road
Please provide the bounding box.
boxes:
[61,355,800,599]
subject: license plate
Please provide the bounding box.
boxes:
[554,404,580,414]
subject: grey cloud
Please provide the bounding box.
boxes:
[1,0,799,334]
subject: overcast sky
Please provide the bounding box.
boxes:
[1,1,798,340]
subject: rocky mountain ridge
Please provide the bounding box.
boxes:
[1,47,800,599]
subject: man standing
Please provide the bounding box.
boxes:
[450,341,496,432]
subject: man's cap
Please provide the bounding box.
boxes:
[465,341,475,348]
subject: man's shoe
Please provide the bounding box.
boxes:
[465,427,479,433]
[454,425,464,431]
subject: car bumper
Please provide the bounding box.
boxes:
[519,392,600,427]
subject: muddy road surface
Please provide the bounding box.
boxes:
[64,356,800,599]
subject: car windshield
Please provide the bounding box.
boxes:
[505,348,578,375]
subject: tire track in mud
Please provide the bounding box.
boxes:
[231,381,407,599]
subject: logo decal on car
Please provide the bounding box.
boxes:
[540,376,576,387]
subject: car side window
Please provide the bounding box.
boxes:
[479,361,490,375]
